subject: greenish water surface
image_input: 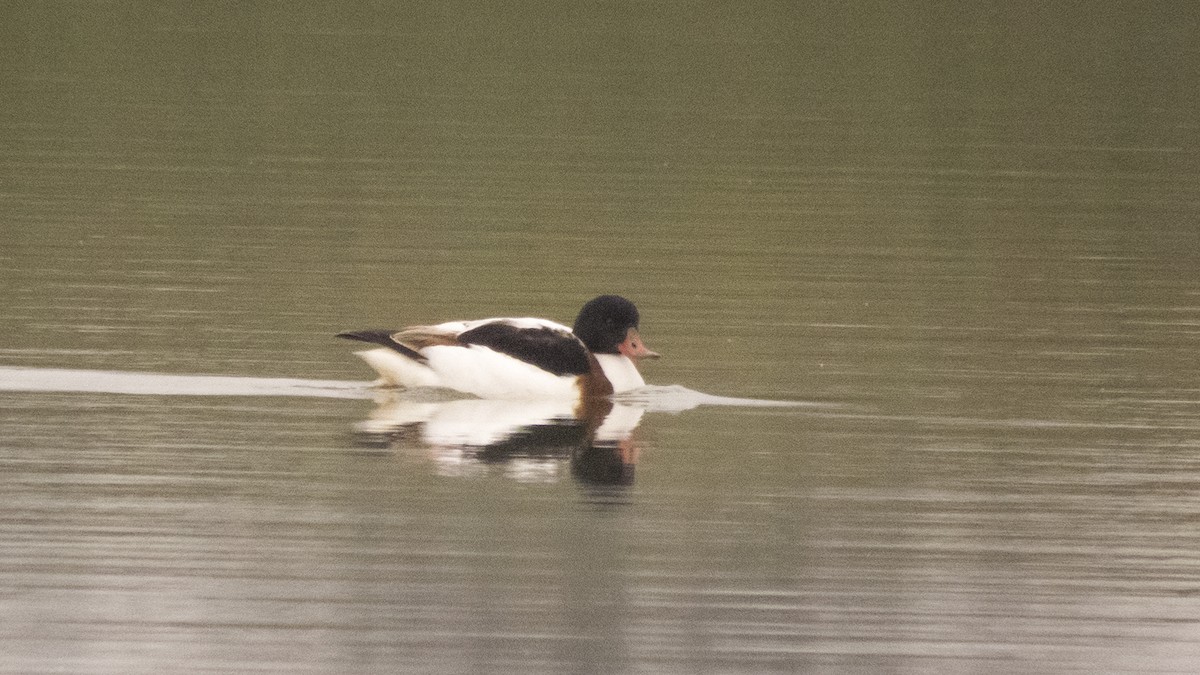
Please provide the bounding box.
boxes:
[2,2,1199,673]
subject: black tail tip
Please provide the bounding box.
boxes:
[336,329,395,346]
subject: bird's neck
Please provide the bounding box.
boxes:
[594,354,645,393]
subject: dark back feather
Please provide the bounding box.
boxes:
[458,322,591,376]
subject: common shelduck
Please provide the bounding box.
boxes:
[336,295,659,400]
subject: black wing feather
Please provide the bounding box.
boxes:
[335,329,426,362]
[458,322,590,376]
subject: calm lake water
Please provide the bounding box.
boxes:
[3,2,1200,673]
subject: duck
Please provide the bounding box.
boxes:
[336,295,659,400]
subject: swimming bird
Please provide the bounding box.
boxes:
[336,295,659,400]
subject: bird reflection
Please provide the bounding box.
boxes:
[352,392,646,487]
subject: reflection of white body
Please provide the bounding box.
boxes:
[594,402,646,443]
[358,395,576,445]
[358,395,643,447]
[356,395,647,482]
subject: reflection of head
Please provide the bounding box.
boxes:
[571,443,636,486]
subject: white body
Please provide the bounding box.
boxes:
[351,317,646,400]
[356,346,583,399]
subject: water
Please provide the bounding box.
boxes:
[3,2,1200,672]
